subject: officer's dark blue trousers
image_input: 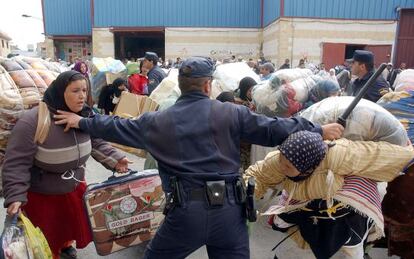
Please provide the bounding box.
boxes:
[144,187,249,259]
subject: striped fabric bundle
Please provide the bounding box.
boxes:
[377,91,414,144]
[268,175,384,246]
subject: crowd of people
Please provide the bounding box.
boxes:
[1,47,413,259]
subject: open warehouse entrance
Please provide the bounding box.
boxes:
[113,28,165,61]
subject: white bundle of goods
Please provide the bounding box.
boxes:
[251,95,409,166]
[211,62,260,99]
[149,69,181,109]
[271,68,313,87]
[300,96,409,146]
[394,69,414,92]
[253,74,323,117]
[290,75,323,103]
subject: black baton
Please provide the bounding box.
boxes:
[246,177,257,222]
[337,63,387,127]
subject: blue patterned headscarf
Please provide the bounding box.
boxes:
[279,131,327,182]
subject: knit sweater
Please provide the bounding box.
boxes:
[2,107,125,207]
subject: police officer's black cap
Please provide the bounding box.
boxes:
[179,57,215,78]
[144,52,159,63]
[347,50,374,64]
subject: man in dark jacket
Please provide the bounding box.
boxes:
[143,52,167,95]
[279,58,290,70]
[349,50,389,103]
[55,57,344,259]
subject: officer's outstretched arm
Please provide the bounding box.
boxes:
[244,151,285,198]
[239,106,322,147]
[79,113,148,149]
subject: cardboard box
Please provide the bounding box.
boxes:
[111,92,159,158]
[114,92,159,118]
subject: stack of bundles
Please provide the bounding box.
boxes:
[300,96,409,146]
[378,91,414,144]
[211,62,260,99]
[393,69,414,92]
[14,59,48,95]
[22,57,58,86]
[0,64,24,164]
[149,69,181,109]
[91,57,127,103]
[0,58,40,108]
[253,73,323,118]
[270,68,313,89]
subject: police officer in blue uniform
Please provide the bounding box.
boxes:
[143,52,167,95]
[55,57,344,259]
[348,50,389,103]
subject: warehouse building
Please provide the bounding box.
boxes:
[42,0,414,68]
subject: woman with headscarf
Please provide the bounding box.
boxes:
[244,131,414,258]
[73,61,94,107]
[2,71,129,259]
[98,78,128,115]
[235,76,257,110]
[234,76,257,172]
[304,80,341,108]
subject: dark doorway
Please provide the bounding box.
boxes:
[344,44,366,60]
[114,31,165,61]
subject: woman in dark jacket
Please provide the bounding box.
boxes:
[98,78,128,115]
[3,71,128,259]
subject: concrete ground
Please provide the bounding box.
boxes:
[0,152,397,259]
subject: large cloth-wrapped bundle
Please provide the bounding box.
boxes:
[290,75,323,103]
[300,96,409,146]
[253,74,323,117]
[91,57,127,103]
[211,62,259,99]
[21,57,57,86]
[270,68,313,88]
[0,58,40,108]
[394,69,414,92]
[14,59,48,94]
[0,64,24,164]
[35,69,56,86]
[23,57,48,70]
[378,91,414,144]
[149,69,180,108]
[253,80,302,117]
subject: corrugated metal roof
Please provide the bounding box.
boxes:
[94,0,261,28]
[264,0,280,26]
[284,0,414,20]
[43,0,91,35]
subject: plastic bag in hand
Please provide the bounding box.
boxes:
[19,214,52,259]
[1,215,31,259]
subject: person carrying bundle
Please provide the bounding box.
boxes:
[244,131,414,259]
